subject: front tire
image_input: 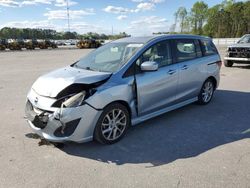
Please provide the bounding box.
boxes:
[94,103,130,144]
[197,79,215,105]
[224,60,233,67]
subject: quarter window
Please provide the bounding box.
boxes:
[200,40,218,56]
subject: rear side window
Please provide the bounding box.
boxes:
[200,40,218,56]
[174,39,198,62]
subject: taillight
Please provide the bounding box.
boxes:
[216,61,222,69]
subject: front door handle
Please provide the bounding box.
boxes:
[181,65,188,70]
[168,70,176,75]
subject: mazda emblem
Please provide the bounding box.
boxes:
[34,97,38,104]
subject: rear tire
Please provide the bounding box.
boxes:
[94,103,130,145]
[224,60,233,67]
[197,79,215,105]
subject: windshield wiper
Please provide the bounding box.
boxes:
[85,67,95,71]
[85,66,103,72]
[74,64,104,72]
[74,64,95,71]
[73,64,79,68]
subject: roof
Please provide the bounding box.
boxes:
[112,34,211,44]
[112,36,156,44]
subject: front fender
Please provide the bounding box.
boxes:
[85,78,135,110]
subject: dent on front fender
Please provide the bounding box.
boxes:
[57,104,102,141]
[85,77,137,116]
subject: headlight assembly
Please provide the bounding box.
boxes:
[52,91,86,108]
[62,91,86,108]
[53,92,86,121]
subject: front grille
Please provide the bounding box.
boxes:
[229,47,250,58]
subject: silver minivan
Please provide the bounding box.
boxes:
[25,34,221,144]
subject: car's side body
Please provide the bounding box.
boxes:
[25,34,221,143]
[86,35,220,123]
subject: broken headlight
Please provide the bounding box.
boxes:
[62,91,86,108]
[52,91,86,108]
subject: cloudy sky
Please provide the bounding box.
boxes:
[0,0,224,35]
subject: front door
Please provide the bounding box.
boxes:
[135,40,179,116]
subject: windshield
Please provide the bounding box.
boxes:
[238,35,250,43]
[74,42,143,72]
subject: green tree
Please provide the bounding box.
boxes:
[176,7,188,33]
[190,1,208,35]
[174,0,250,38]
[243,1,250,33]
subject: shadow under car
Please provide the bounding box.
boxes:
[30,89,250,167]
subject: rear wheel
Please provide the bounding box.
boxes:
[197,79,215,105]
[224,60,233,67]
[94,103,130,144]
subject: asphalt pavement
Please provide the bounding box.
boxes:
[0,47,249,188]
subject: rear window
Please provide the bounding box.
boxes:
[200,40,218,56]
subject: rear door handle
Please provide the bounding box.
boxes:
[168,70,176,75]
[181,65,188,70]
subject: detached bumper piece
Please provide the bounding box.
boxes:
[26,100,82,138]
[54,118,81,137]
[32,113,49,129]
[25,93,102,142]
[25,100,51,129]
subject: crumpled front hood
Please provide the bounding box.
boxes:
[32,66,111,98]
[229,43,250,48]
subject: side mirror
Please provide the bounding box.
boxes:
[140,61,158,72]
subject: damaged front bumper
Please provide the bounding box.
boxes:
[25,90,102,143]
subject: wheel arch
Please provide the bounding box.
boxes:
[103,100,132,120]
[206,76,217,89]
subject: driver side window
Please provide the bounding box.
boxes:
[136,40,172,68]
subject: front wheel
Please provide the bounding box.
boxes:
[94,103,130,144]
[224,60,233,67]
[197,79,215,105]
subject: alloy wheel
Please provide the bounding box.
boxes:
[101,109,127,141]
[202,81,214,103]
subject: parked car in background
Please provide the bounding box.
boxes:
[25,34,221,144]
[55,40,66,46]
[224,34,250,67]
